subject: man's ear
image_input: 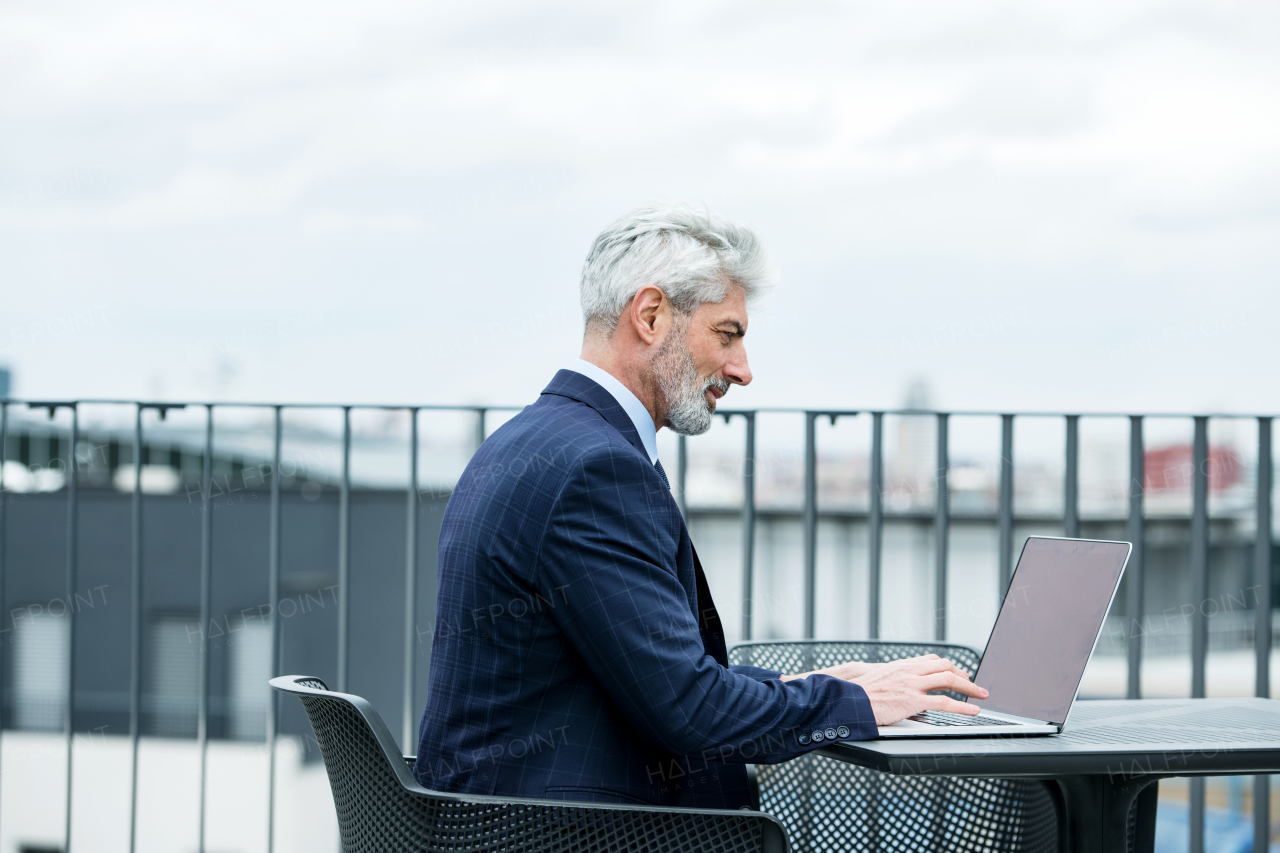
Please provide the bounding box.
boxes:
[630,285,667,346]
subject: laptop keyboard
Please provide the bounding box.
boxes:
[907,710,1017,727]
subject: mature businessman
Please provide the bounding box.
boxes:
[414,202,987,809]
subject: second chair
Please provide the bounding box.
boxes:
[729,640,1062,853]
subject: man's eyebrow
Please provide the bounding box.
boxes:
[716,320,746,337]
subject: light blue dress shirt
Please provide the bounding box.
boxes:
[567,358,658,464]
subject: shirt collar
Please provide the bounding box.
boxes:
[567,358,658,464]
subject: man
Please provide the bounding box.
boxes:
[414,202,986,809]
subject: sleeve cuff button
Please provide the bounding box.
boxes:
[836,726,850,738]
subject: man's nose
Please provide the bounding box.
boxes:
[725,347,752,387]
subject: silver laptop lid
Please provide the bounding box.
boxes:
[973,537,1131,726]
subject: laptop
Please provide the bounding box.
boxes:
[877,536,1132,738]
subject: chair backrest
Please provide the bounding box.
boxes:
[270,675,438,851]
[727,642,1060,853]
[270,675,789,853]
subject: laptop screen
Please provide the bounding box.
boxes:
[973,537,1131,725]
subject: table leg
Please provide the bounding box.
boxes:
[1051,775,1159,853]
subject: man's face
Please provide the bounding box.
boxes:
[687,286,753,410]
[652,287,752,435]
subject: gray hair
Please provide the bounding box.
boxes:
[579,201,776,336]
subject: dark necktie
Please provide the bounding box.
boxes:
[654,458,670,489]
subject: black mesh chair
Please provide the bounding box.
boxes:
[729,641,1061,853]
[270,675,789,853]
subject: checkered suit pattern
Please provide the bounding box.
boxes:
[414,370,875,809]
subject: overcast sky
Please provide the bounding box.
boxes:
[3,0,1278,417]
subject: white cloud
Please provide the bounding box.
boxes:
[0,0,1277,413]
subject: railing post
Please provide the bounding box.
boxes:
[403,409,420,753]
[64,404,79,852]
[1255,417,1273,853]
[0,402,7,830]
[740,413,756,642]
[1127,416,1145,700]
[197,405,213,853]
[868,413,884,640]
[803,412,818,639]
[1064,416,1080,538]
[128,406,144,853]
[998,414,1015,597]
[266,406,283,853]
[338,407,351,693]
[1190,416,1210,853]
[934,414,950,642]
[1187,414,1208,696]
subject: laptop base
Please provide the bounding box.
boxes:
[877,709,1059,738]
[877,719,1058,737]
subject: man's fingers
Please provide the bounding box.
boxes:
[915,672,964,693]
[915,671,988,698]
[949,678,989,699]
[863,657,989,723]
[924,695,981,716]
[903,657,967,676]
[884,654,938,670]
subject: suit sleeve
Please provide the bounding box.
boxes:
[730,665,782,682]
[536,446,876,763]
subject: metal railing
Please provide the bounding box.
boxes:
[0,398,1275,853]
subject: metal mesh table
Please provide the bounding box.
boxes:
[820,697,1280,853]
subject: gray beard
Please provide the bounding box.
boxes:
[652,318,730,436]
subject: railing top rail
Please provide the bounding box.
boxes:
[719,408,1278,420]
[0,398,1274,420]
[0,399,527,413]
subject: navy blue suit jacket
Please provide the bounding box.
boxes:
[414,370,876,809]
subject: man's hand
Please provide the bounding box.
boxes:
[777,654,988,726]
[779,660,881,682]
[850,655,988,726]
